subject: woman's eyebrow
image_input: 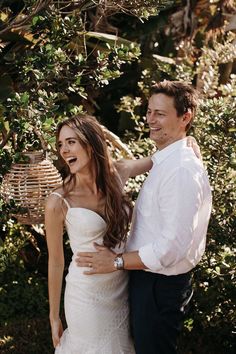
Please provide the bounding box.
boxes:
[58,137,78,143]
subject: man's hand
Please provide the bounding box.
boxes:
[76,243,117,275]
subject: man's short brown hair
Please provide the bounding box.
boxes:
[150,80,199,131]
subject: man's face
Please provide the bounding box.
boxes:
[146,93,188,150]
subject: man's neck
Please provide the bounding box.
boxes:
[156,135,186,151]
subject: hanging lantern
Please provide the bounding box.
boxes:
[1,151,62,224]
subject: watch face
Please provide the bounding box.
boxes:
[114,256,124,270]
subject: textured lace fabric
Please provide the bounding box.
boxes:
[51,194,135,354]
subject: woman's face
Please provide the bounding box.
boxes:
[58,125,92,174]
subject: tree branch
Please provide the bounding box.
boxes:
[0,0,53,36]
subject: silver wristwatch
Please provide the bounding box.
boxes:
[113,254,124,270]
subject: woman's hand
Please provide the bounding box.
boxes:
[50,317,63,348]
[187,136,202,160]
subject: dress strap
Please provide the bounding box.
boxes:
[51,192,70,209]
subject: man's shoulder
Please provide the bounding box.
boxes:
[160,148,205,180]
[170,146,202,166]
[163,146,196,168]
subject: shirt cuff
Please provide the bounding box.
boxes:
[138,243,163,272]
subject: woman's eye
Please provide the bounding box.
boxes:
[68,140,75,145]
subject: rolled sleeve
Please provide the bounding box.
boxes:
[139,243,163,271]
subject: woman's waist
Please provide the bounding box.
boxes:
[66,260,128,287]
[70,242,103,254]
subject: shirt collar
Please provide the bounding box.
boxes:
[151,138,188,165]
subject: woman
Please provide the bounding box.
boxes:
[45,114,152,353]
[45,114,200,353]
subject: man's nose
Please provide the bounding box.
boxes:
[147,112,155,124]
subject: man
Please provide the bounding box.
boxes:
[76,80,212,354]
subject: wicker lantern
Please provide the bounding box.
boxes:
[1,151,62,224]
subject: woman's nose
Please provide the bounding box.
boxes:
[61,144,69,154]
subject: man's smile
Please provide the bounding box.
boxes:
[150,127,161,131]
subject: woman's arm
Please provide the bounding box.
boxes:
[45,195,65,348]
[115,136,202,185]
[115,156,153,185]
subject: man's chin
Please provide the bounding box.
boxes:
[149,132,160,142]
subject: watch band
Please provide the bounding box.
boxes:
[113,253,124,270]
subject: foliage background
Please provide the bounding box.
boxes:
[0,1,235,353]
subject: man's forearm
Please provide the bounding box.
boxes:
[122,251,147,270]
[76,245,147,274]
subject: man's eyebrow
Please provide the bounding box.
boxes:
[147,108,167,113]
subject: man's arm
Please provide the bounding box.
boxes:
[76,244,146,274]
[137,166,206,271]
[76,166,206,274]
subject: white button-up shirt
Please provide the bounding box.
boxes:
[127,138,212,275]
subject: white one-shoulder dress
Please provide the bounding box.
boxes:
[51,192,135,354]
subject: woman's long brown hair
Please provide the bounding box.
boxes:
[56,114,132,249]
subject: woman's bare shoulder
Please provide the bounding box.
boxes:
[46,186,64,212]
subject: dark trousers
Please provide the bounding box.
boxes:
[129,270,193,354]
